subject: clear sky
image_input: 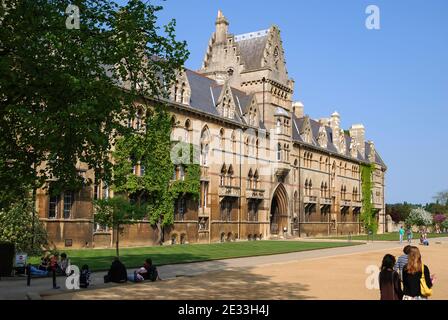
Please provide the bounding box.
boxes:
[153,0,448,204]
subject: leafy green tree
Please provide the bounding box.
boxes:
[405,208,433,228]
[0,0,188,208]
[94,196,144,257]
[0,201,48,255]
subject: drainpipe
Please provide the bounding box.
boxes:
[238,128,242,240]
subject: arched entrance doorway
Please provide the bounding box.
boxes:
[270,184,288,235]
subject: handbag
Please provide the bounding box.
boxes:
[420,264,432,297]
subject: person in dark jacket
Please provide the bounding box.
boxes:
[402,246,434,300]
[379,254,403,300]
[104,257,128,283]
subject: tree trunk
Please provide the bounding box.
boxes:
[156,219,163,245]
[31,187,37,251]
[116,224,120,258]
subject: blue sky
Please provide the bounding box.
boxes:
[153,0,448,204]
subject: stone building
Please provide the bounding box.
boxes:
[37,11,386,248]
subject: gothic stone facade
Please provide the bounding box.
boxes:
[37,11,386,248]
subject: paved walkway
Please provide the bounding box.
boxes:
[1,238,446,300]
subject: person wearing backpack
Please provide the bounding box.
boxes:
[402,246,435,300]
[79,264,91,288]
[379,254,403,300]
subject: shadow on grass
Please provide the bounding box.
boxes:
[44,267,315,300]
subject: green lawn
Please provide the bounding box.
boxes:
[316,232,447,242]
[29,240,360,272]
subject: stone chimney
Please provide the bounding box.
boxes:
[368,140,376,162]
[349,124,365,156]
[292,101,304,118]
[330,111,340,148]
[215,10,229,45]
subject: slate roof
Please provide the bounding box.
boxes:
[291,114,385,167]
[234,33,268,71]
[181,69,385,168]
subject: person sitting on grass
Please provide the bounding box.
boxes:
[79,264,91,288]
[104,257,128,283]
[38,254,50,271]
[128,258,161,282]
[28,264,49,277]
[59,253,71,275]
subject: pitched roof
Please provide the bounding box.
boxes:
[234,31,269,71]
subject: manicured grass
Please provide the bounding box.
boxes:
[29,240,360,272]
[316,232,447,242]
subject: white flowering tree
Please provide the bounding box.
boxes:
[405,208,433,228]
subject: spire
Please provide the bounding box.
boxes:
[215,9,229,44]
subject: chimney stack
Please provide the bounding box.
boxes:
[292,101,304,118]
[349,124,365,156]
[215,10,229,45]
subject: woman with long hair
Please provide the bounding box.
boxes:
[379,254,403,300]
[402,246,434,300]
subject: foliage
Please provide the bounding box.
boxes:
[386,202,418,223]
[441,219,448,230]
[433,214,447,224]
[360,163,377,233]
[93,195,145,256]
[433,190,448,206]
[0,201,48,255]
[111,108,200,244]
[0,0,188,208]
[405,208,433,228]
[425,202,448,215]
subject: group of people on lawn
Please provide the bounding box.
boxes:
[379,245,435,300]
[29,252,160,289]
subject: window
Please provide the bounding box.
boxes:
[276,119,282,134]
[277,143,281,161]
[175,197,186,221]
[253,170,259,189]
[49,195,59,218]
[248,200,259,222]
[200,182,209,208]
[227,165,234,186]
[63,192,73,219]
[219,128,225,148]
[220,164,227,186]
[220,199,232,221]
[102,184,109,199]
[247,169,253,189]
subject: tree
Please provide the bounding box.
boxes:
[386,202,418,223]
[93,196,144,257]
[433,190,448,206]
[0,0,188,208]
[0,201,48,255]
[405,208,433,228]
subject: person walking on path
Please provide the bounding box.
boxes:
[399,226,405,244]
[402,247,435,300]
[379,254,403,300]
[406,228,413,244]
[394,245,411,280]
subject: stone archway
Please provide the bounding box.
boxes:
[270,184,288,235]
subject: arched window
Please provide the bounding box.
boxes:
[276,143,281,161]
[247,168,253,189]
[220,164,227,186]
[253,170,259,189]
[276,118,282,134]
[231,131,237,153]
[293,191,298,216]
[305,179,309,196]
[184,119,191,142]
[227,165,234,186]
[200,126,210,166]
[219,128,225,148]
